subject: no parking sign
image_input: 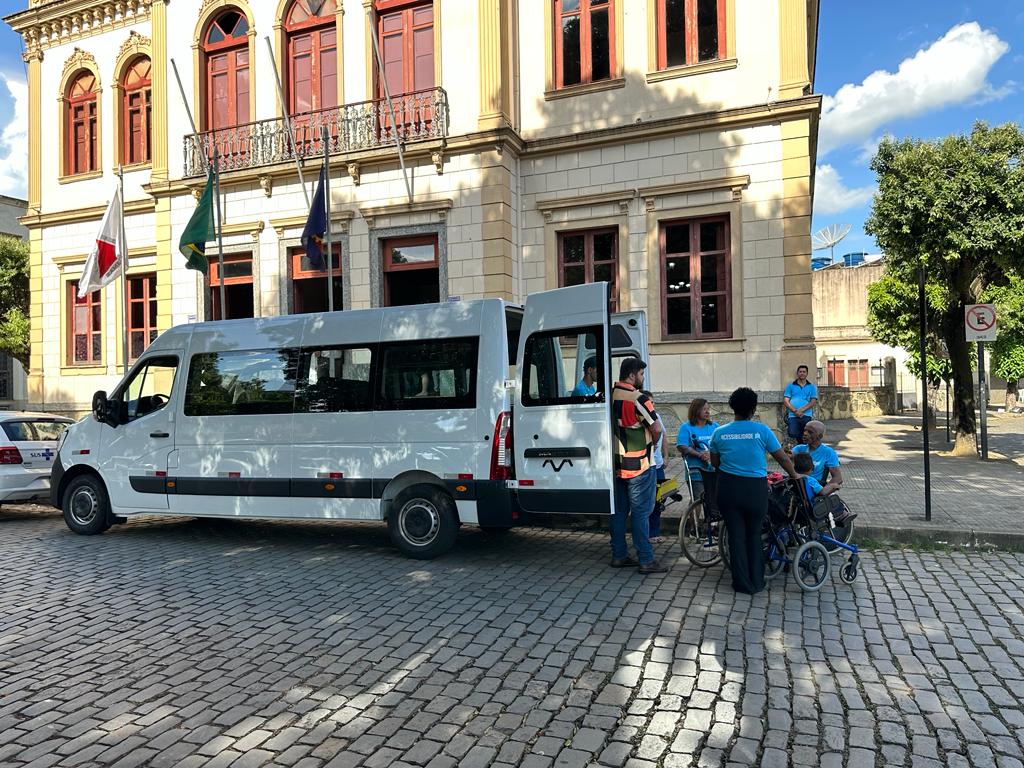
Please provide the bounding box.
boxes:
[965,304,998,342]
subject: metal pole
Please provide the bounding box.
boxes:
[978,340,989,460]
[117,165,129,372]
[919,263,932,521]
[365,5,414,204]
[945,380,950,443]
[169,58,210,176]
[264,36,311,209]
[321,125,333,313]
[212,151,226,319]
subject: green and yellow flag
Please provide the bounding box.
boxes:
[179,167,216,273]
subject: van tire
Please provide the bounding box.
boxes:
[62,474,112,536]
[388,485,458,559]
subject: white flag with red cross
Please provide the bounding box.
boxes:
[77,185,126,298]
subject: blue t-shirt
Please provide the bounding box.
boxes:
[676,421,719,476]
[571,379,597,397]
[792,443,840,482]
[784,381,818,418]
[802,475,824,499]
[709,421,781,478]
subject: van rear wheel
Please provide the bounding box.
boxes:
[388,485,458,559]
[62,474,111,535]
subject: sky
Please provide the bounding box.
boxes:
[0,0,1018,255]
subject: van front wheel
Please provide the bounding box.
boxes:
[388,485,458,559]
[62,474,112,536]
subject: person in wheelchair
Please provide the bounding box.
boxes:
[793,452,840,501]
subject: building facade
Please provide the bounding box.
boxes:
[7,0,820,416]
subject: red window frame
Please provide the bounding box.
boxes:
[554,0,616,89]
[66,72,98,176]
[127,273,158,361]
[289,245,343,314]
[656,0,726,70]
[203,10,250,132]
[382,234,438,307]
[122,57,152,165]
[68,281,102,365]
[376,1,435,98]
[208,253,254,321]
[557,228,619,313]
[286,0,338,117]
[659,215,732,340]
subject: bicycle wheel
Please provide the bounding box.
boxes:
[679,500,722,567]
[792,540,831,592]
[718,523,730,568]
[764,528,787,581]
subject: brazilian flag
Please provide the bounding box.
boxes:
[179,167,216,273]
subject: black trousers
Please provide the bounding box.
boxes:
[717,471,768,594]
[699,468,719,516]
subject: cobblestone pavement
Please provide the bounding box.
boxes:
[4,509,1024,768]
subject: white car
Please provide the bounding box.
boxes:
[0,412,75,505]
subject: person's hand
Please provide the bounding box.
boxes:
[698,451,711,464]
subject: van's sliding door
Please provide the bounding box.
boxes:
[513,283,614,514]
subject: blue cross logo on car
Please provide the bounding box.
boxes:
[40,448,54,461]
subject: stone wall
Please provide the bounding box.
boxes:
[653,392,788,443]
[816,386,895,420]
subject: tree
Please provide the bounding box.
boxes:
[984,275,1024,410]
[0,236,29,371]
[865,122,1024,455]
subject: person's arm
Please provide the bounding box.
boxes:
[771,448,799,479]
[821,481,841,496]
[825,464,843,488]
[710,451,721,469]
[783,395,796,415]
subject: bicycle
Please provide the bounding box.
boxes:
[677,471,723,567]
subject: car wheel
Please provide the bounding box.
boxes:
[388,485,458,559]
[62,474,111,535]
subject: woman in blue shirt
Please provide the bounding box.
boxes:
[710,387,798,595]
[676,398,719,513]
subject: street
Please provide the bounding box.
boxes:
[2,509,1024,768]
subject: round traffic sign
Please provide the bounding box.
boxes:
[966,305,996,332]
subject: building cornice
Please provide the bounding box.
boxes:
[20,197,155,228]
[5,0,154,60]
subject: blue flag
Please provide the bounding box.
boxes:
[301,166,327,271]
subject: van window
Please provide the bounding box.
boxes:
[296,347,374,413]
[121,355,179,421]
[379,338,477,410]
[184,350,298,416]
[522,327,605,407]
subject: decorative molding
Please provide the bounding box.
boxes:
[20,198,156,229]
[347,162,360,186]
[7,0,154,58]
[220,220,265,241]
[359,198,453,229]
[116,30,151,63]
[61,47,99,84]
[536,189,637,223]
[638,175,751,211]
[270,210,356,237]
[258,175,273,198]
[431,150,444,175]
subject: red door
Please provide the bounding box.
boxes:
[377,2,434,139]
[204,11,251,164]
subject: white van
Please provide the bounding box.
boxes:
[52,283,647,558]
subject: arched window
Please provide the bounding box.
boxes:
[285,0,338,116]
[122,57,152,165]
[203,9,250,131]
[66,71,99,176]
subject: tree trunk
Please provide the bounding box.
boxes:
[1007,378,1020,411]
[944,308,978,457]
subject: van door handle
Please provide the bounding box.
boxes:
[150,431,170,439]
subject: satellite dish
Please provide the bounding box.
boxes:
[812,223,851,264]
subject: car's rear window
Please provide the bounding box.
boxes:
[2,420,72,442]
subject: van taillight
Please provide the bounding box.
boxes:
[0,446,23,464]
[490,411,513,481]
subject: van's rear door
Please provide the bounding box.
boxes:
[573,311,650,390]
[513,283,613,515]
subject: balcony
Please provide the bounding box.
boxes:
[183,87,449,178]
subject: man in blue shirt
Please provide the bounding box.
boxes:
[792,420,842,488]
[783,365,818,444]
[571,356,598,397]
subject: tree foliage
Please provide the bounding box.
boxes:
[984,275,1024,406]
[0,236,29,370]
[865,122,1024,454]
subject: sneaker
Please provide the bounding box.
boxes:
[610,556,640,568]
[639,559,669,574]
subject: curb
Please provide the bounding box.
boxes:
[857,524,1024,552]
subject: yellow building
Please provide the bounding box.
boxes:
[5,0,820,416]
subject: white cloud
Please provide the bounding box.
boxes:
[0,74,27,199]
[814,164,875,216]
[819,22,1010,156]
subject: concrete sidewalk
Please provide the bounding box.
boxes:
[669,412,1024,547]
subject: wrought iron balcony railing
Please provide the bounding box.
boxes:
[183,87,449,177]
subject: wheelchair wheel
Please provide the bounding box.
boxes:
[792,540,831,592]
[679,500,722,568]
[764,529,788,581]
[839,554,859,585]
[718,523,730,568]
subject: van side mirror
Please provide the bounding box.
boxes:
[92,390,119,428]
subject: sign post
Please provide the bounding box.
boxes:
[965,304,997,460]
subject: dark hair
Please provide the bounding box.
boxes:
[583,356,597,371]
[619,357,647,381]
[793,453,814,474]
[796,365,809,373]
[728,387,758,419]
[688,397,709,426]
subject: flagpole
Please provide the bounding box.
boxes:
[321,126,333,312]
[117,165,128,372]
[264,36,312,210]
[365,6,414,205]
[212,150,226,319]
